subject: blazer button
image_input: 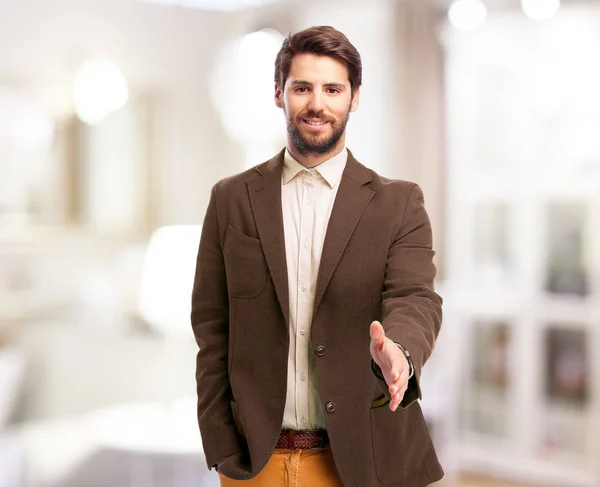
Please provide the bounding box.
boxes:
[326,402,336,413]
[315,345,325,357]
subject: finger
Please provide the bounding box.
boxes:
[390,386,407,412]
[389,355,407,383]
[383,340,407,380]
[390,393,401,411]
[382,357,405,390]
[369,321,385,351]
[391,364,401,382]
[388,380,405,396]
[389,372,409,396]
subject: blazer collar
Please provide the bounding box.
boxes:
[282,147,348,189]
[255,148,371,185]
[248,148,374,326]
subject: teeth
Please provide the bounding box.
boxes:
[305,120,326,126]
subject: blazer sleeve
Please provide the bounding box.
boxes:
[191,185,243,469]
[376,183,443,408]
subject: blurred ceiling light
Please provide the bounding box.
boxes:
[448,0,487,31]
[136,0,280,12]
[74,60,129,125]
[521,0,560,20]
[211,28,285,143]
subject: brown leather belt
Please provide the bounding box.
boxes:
[276,429,329,450]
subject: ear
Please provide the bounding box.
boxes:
[350,87,360,112]
[275,83,283,109]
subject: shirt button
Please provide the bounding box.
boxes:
[300,329,306,336]
[306,171,313,178]
[315,345,325,357]
[301,285,307,292]
[300,417,306,426]
[299,374,305,381]
[326,402,336,413]
[302,240,309,248]
[305,200,311,205]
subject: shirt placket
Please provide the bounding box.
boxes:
[295,169,314,429]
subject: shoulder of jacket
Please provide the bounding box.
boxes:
[212,165,262,194]
[371,172,418,194]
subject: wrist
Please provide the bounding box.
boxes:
[394,342,414,379]
[370,342,414,381]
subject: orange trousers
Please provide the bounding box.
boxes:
[218,446,344,487]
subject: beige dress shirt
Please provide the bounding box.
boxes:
[281,147,348,431]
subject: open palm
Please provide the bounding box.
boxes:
[369,321,409,411]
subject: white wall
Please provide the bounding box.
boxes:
[0,0,249,229]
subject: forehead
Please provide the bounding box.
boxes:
[286,53,350,86]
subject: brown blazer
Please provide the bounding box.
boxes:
[191,149,444,487]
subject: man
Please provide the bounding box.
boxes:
[191,26,443,487]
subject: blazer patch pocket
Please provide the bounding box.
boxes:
[370,402,410,484]
[224,225,267,298]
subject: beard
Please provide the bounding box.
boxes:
[284,105,351,156]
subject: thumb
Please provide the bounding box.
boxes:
[370,321,385,351]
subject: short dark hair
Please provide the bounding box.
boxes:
[274,26,362,93]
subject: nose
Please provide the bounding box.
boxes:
[307,91,325,113]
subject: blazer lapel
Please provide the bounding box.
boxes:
[313,150,375,319]
[247,149,290,327]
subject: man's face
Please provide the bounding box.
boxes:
[275,53,360,156]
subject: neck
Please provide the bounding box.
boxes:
[287,137,346,169]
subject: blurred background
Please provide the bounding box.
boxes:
[0,0,599,486]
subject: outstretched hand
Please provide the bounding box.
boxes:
[369,321,409,411]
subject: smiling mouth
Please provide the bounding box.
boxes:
[303,119,329,126]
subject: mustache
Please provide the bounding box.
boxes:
[298,110,333,122]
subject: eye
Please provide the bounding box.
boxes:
[326,88,341,94]
[295,86,309,93]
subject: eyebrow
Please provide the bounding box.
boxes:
[290,80,347,89]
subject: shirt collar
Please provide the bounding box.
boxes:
[282,147,348,188]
